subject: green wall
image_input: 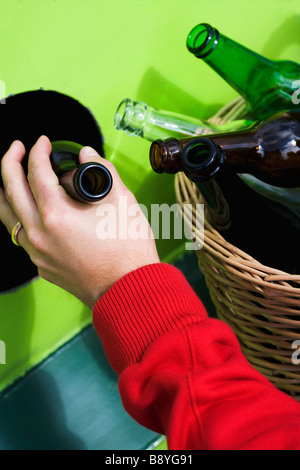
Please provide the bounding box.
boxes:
[0,0,299,391]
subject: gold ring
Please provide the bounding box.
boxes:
[11,221,23,247]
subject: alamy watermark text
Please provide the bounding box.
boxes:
[95,197,205,251]
[292,80,300,105]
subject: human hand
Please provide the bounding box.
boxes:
[0,136,160,308]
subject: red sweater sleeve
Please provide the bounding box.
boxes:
[93,263,300,450]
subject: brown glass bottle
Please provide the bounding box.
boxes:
[150,110,300,188]
[151,136,300,273]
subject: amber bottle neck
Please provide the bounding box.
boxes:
[149,129,257,176]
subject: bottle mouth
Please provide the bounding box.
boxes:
[114,98,130,131]
[75,163,113,201]
[186,23,219,58]
[150,141,164,172]
[181,138,224,182]
[114,98,147,136]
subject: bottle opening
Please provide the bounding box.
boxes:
[153,144,163,171]
[186,23,219,58]
[114,98,129,131]
[181,137,224,182]
[183,139,215,169]
[77,163,112,200]
[114,98,147,136]
[149,141,163,172]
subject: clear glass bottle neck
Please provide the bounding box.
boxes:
[114,98,252,141]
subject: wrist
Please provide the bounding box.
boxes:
[87,250,161,309]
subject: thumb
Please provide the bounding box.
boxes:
[79,146,106,164]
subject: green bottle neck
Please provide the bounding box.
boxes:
[50,140,82,175]
[187,24,289,117]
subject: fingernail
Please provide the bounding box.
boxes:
[9,140,24,152]
[10,140,20,148]
[81,146,99,157]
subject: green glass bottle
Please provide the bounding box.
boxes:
[114,98,253,140]
[186,23,300,118]
[50,141,112,202]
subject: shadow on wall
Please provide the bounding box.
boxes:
[136,16,300,122]
[260,15,300,58]
[136,67,224,120]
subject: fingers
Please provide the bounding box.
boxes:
[0,188,28,249]
[79,146,107,164]
[27,135,70,211]
[0,136,62,249]
[0,188,18,233]
[1,136,127,228]
[1,140,38,231]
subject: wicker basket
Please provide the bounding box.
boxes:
[175,97,300,400]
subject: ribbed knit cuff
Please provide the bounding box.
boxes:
[93,263,208,374]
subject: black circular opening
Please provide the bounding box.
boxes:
[0,89,105,292]
[182,138,216,169]
[186,142,212,165]
[79,164,112,200]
